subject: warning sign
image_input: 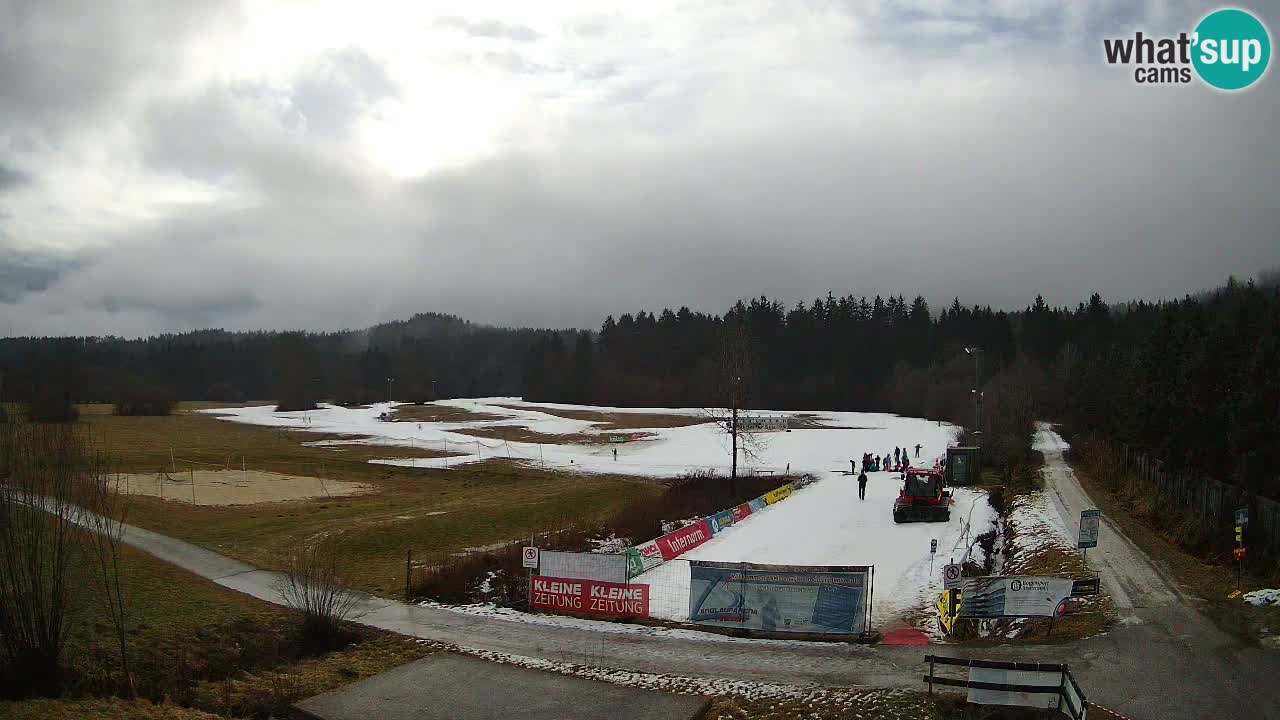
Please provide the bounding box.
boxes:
[943,563,963,590]
[522,546,539,569]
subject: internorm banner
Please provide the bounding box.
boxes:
[688,561,871,635]
[656,518,713,560]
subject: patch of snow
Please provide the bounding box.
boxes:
[1244,589,1280,607]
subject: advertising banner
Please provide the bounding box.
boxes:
[709,510,735,534]
[748,496,768,512]
[763,484,794,505]
[530,576,649,618]
[539,551,628,584]
[730,502,753,523]
[688,561,871,635]
[967,667,1064,710]
[958,576,1074,619]
[625,539,663,577]
[656,519,712,560]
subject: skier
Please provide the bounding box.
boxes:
[857,468,868,500]
[894,447,900,466]
[613,447,618,461]
[915,443,922,458]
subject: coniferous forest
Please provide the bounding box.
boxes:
[1,276,1277,497]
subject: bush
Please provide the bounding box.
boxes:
[24,388,78,423]
[205,382,245,403]
[276,539,357,650]
[114,379,176,416]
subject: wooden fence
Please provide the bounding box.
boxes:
[1112,444,1280,553]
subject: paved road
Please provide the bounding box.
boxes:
[109,438,1280,720]
[1032,425,1280,720]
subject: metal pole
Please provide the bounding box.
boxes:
[867,565,875,635]
[405,549,412,601]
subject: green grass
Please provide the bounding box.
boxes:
[81,404,661,597]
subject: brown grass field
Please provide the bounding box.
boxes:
[77,403,661,597]
[491,403,711,429]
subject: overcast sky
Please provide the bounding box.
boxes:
[1,0,1277,337]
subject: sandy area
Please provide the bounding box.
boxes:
[119,469,371,506]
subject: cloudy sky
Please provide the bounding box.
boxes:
[1,0,1276,337]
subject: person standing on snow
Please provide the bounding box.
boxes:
[857,469,868,500]
[894,447,900,466]
[915,443,922,458]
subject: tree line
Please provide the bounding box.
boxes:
[2,278,1277,497]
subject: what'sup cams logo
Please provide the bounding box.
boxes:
[1104,7,1271,90]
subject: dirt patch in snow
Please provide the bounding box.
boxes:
[492,404,710,430]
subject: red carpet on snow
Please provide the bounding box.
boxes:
[880,627,930,646]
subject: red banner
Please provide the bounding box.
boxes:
[656,519,712,560]
[530,576,649,618]
[730,503,753,523]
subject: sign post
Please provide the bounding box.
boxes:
[523,546,539,611]
[930,538,938,575]
[943,563,962,590]
[1078,510,1101,562]
[1234,510,1248,590]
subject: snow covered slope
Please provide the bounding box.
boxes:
[204,398,994,624]
[202,398,958,480]
[633,473,995,625]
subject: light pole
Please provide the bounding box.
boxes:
[964,347,984,443]
[386,376,395,403]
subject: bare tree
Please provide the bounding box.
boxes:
[0,419,135,697]
[276,537,357,648]
[702,322,766,495]
[81,450,135,698]
[0,419,84,695]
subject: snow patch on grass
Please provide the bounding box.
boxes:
[1244,589,1280,607]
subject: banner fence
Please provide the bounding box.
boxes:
[687,561,874,637]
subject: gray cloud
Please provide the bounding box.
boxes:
[0,0,1277,338]
[0,253,77,304]
[0,165,30,191]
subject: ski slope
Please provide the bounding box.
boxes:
[633,474,994,626]
[203,398,995,624]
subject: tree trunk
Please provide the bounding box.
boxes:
[731,400,738,496]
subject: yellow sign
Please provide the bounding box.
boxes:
[936,589,962,635]
[763,484,794,505]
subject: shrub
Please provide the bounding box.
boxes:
[205,382,245,403]
[114,379,176,416]
[24,387,78,423]
[276,539,357,650]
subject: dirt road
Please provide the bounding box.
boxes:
[1030,424,1280,719]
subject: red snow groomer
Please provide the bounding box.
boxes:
[892,467,951,523]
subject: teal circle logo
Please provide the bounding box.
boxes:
[1193,9,1271,90]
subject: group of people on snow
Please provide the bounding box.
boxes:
[853,443,924,501]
